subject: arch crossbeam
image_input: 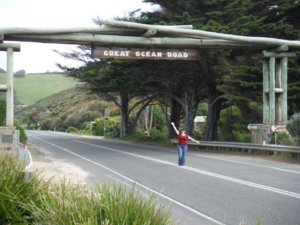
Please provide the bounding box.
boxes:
[0,20,300,49]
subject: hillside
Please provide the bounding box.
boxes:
[0,73,78,105]
[15,84,118,131]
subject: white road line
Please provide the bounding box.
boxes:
[75,140,300,200]
[31,135,226,225]
[188,153,300,174]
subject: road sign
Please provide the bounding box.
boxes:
[271,125,286,132]
[247,124,258,130]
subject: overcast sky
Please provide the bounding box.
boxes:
[0,0,158,73]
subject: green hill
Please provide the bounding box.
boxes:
[15,84,118,131]
[0,73,78,105]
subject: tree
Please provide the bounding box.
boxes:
[141,0,300,140]
[58,54,155,136]
[14,69,26,78]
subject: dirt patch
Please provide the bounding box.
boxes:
[27,143,90,185]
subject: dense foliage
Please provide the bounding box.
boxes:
[287,112,300,138]
[0,99,5,126]
[140,0,300,140]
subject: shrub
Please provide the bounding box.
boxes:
[95,184,174,225]
[232,130,252,143]
[0,99,5,126]
[0,153,46,224]
[287,112,300,137]
[0,154,175,225]
[122,128,169,143]
[218,106,251,142]
[93,117,120,137]
[15,123,28,143]
[150,128,169,142]
[271,131,295,146]
[67,126,80,134]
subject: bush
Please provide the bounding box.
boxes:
[93,117,120,137]
[0,153,46,224]
[0,154,175,225]
[0,99,5,126]
[287,112,300,137]
[232,130,252,143]
[122,128,169,143]
[271,131,295,146]
[67,126,80,134]
[15,123,28,143]
[218,106,251,142]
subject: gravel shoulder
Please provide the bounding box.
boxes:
[27,143,90,185]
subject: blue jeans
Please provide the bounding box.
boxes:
[177,144,188,166]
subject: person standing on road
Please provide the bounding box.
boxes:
[170,122,199,166]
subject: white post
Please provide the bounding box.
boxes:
[6,48,14,127]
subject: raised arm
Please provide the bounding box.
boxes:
[170,122,179,135]
[188,136,200,144]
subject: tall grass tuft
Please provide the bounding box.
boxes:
[97,184,174,225]
[0,153,176,225]
[0,152,48,224]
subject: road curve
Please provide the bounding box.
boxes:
[27,130,300,225]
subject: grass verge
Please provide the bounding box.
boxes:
[0,152,175,225]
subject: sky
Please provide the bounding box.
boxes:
[0,0,158,73]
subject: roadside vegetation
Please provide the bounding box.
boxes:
[0,153,175,225]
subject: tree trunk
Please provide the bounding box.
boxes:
[143,105,152,136]
[169,98,182,138]
[197,50,222,141]
[119,91,129,137]
[128,97,154,134]
[203,90,222,141]
[149,105,153,134]
[184,88,197,135]
[144,106,149,135]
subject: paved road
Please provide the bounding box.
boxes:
[27,130,300,225]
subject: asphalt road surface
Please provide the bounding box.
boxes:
[27,130,300,225]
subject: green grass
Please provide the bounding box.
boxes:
[0,152,175,225]
[0,73,78,105]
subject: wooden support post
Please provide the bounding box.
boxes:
[281,57,288,124]
[269,57,276,124]
[6,48,14,127]
[263,60,269,124]
[275,59,282,124]
[262,51,294,125]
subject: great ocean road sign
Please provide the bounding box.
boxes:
[92,47,199,61]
